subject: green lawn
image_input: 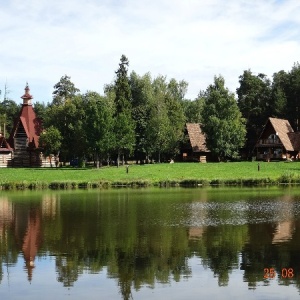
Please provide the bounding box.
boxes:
[0,161,300,189]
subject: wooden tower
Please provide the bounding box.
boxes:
[9,84,43,167]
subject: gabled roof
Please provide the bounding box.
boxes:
[10,105,42,149]
[268,118,295,151]
[9,85,42,149]
[186,123,209,152]
[0,135,12,152]
[288,132,300,151]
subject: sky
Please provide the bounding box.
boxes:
[0,0,300,104]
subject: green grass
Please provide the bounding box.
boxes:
[0,161,300,190]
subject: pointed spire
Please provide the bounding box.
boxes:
[21,82,33,105]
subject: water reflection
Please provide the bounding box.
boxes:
[0,188,300,299]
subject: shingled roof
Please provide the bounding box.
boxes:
[0,135,12,152]
[288,132,300,151]
[9,85,42,149]
[186,123,209,152]
[268,118,295,151]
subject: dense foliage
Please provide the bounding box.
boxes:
[237,64,300,155]
[201,76,246,161]
[2,57,300,164]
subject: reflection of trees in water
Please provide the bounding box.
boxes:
[240,220,300,291]
[55,256,80,287]
[1,191,300,297]
[45,193,194,298]
[0,197,17,284]
[198,224,248,286]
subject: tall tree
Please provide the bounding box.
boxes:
[52,75,80,106]
[46,96,85,164]
[180,96,204,124]
[83,91,114,168]
[46,76,84,163]
[202,76,246,161]
[34,102,48,121]
[286,63,300,130]
[39,125,62,167]
[165,78,186,156]
[130,71,153,163]
[0,99,20,138]
[145,91,171,163]
[114,55,132,114]
[113,55,135,166]
[271,70,288,118]
[237,70,271,153]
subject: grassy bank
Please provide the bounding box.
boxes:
[0,161,300,190]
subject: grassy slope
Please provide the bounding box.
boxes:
[0,161,299,185]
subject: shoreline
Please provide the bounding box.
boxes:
[1,162,300,190]
[1,176,300,190]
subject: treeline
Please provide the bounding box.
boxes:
[236,65,300,153]
[40,55,188,166]
[2,193,300,294]
[1,56,300,164]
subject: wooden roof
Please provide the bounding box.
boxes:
[0,135,12,152]
[9,85,42,149]
[186,123,209,152]
[288,132,300,151]
[268,118,295,151]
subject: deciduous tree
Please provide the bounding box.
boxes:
[39,125,62,167]
[202,76,246,161]
[237,70,271,153]
[83,91,114,168]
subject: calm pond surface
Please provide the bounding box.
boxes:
[1,187,300,299]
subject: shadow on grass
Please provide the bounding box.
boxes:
[29,167,91,171]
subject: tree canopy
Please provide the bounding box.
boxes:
[202,76,246,161]
[3,58,300,164]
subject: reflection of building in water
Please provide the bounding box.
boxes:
[42,194,59,218]
[189,227,204,240]
[14,206,42,282]
[272,194,295,244]
[188,192,208,240]
[273,221,294,243]
[0,197,13,238]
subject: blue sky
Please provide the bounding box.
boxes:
[1,0,300,104]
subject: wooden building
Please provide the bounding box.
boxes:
[255,117,300,161]
[5,84,48,167]
[0,134,13,167]
[181,123,210,162]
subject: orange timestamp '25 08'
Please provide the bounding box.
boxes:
[264,268,294,279]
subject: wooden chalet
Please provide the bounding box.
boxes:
[0,133,13,167]
[181,123,210,162]
[7,84,46,167]
[255,117,300,161]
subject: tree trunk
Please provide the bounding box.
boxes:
[122,153,125,166]
[158,151,161,163]
[117,151,120,168]
[96,152,99,169]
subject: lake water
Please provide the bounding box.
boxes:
[1,187,300,299]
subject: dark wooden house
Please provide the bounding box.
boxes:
[181,123,210,162]
[0,134,13,167]
[8,84,44,167]
[255,117,300,161]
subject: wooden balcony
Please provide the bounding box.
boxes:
[257,139,282,146]
[257,153,284,160]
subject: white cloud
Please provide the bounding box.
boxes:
[0,0,300,102]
